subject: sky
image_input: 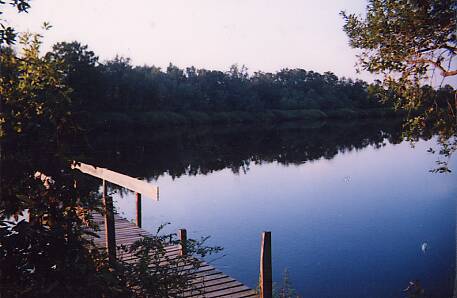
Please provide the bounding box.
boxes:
[4,0,456,86]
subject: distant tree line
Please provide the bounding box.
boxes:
[42,41,452,129]
[49,41,381,112]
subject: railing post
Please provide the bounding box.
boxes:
[136,192,142,228]
[260,231,272,298]
[178,229,187,256]
[27,209,38,225]
[102,179,116,265]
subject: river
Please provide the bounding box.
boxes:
[84,120,456,297]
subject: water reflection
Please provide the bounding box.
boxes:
[76,120,455,297]
[76,119,404,179]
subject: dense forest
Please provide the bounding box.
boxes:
[42,42,420,129]
[4,40,455,130]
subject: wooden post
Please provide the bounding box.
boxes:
[102,180,116,265]
[136,192,142,228]
[260,231,272,298]
[178,229,187,256]
[27,209,35,224]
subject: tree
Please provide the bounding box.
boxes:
[0,31,73,139]
[341,1,456,81]
[46,42,102,113]
[341,0,457,172]
[0,31,117,297]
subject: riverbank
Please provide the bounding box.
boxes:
[82,108,401,130]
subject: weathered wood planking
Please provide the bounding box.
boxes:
[72,161,158,200]
[89,213,256,297]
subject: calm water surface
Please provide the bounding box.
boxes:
[95,122,456,297]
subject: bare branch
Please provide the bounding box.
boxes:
[417,42,457,55]
[409,58,457,77]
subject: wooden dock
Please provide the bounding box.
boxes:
[73,161,271,297]
[90,212,257,297]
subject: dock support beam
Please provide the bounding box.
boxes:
[136,192,142,228]
[102,180,116,265]
[260,231,272,298]
[179,229,187,256]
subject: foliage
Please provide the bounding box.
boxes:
[46,42,399,119]
[341,0,457,171]
[0,174,116,298]
[0,29,76,217]
[42,41,456,132]
[116,224,222,297]
[0,30,73,139]
[256,267,301,298]
[273,268,300,298]
[46,42,102,115]
[36,41,414,129]
[0,31,117,294]
[341,0,456,82]
[0,0,31,45]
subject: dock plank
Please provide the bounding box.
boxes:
[90,213,256,297]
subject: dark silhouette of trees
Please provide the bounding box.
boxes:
[42,41,454,131]
[46,42,101,113]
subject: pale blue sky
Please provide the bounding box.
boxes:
[5,0,456,86]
